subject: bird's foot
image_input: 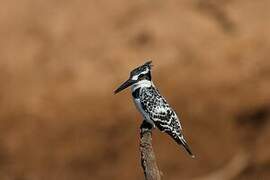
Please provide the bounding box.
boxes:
[140,120,154,132]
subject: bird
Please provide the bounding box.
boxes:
[114,61,195,158]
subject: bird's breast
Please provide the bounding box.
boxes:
[132,87,140,99]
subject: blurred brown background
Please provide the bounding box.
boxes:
[0,0,270,179]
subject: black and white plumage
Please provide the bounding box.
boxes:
[114,61,194,158]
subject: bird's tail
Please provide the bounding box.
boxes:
[175,135,195,158]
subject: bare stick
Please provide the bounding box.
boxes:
[140,121,161,180]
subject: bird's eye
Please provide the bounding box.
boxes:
[138,74,144,79]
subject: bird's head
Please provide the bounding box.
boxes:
[114,61,153,94]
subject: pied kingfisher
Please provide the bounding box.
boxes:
[114,61,195,158]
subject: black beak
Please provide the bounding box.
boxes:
[114,78,135,94]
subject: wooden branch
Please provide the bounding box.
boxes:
[140,121,161,180]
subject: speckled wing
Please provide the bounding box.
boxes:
[139,86,194,157]
[139,86,182,133]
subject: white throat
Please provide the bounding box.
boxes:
[131,79,152,92]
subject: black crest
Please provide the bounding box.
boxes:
[130,60,153,76]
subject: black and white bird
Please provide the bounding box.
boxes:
[114,61,194,158]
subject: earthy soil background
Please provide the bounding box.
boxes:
[0,0,270,179]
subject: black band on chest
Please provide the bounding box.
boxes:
[132,88,141,99]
